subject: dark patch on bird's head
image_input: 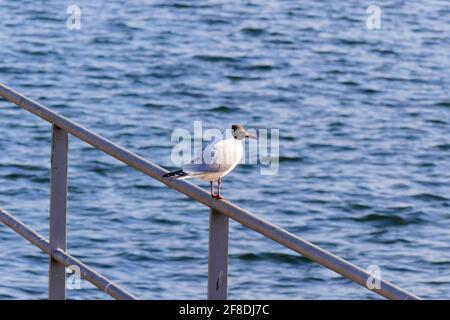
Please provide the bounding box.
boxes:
[231,124,244,131]
[231,124,256,140]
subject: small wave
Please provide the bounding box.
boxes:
[425,119,447,125]
[279,155,303,163]
[91,37,124,45]
[307,143,330,149]
[435,101,450,108]
[372,238,411,245]
[429,260,450,266]
[307,143,356,152]
[0,163,46,172]
[85,161,126,176]
[170,255,198,262]
[328,121,346,128]
[433,144,450,151]
[267,39,295,45]
[118,252,161,262]
[280,136,296,142]
[180,90,208,98]
[30,177,50,184]
[0,66,24,73]
[386,204,415,212]
[233,252,311,264]
[241,27,266,37]
[150,217,179,226]
[351,213,423,226]
[373,49,398,56]
[155,2,216,9]
[226,75,245,81]
[349,203,373,211]
[164,3,192,9]
[336,38,368,46]
[358,87,379,94]
[19,48,58,57]
[207,105,234,113]
[2,173,25,181]
[109,21,142,32]
[203,18,230,25]
[411,193,448,202]
[239,64,275,72]
[134,184,163,191]
[339,80,359,86]
[143,102,168,109]
[193,54,238,63]
[226,74,262,82]
[261,189,282,196]
[325,69,347,75]
[33,15,61,23]
[425,279,450,285]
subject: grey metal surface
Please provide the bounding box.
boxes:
[49,125,68,300]
[0,208,138,300]
[0,82,421,300]
[207,208,229,300]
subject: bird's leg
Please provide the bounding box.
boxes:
[215,177,224,199]
[210,180,216,197]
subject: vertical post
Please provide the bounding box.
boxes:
[208,208,229,300]
[49,125,68,300]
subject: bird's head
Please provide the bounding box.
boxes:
[231,124,257,140]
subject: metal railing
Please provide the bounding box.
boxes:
[0,82,421,300]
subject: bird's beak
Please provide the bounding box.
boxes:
[245,133,257,139]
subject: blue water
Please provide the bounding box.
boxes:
[0,0,449,300]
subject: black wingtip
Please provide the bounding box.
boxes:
[162,169,187,178]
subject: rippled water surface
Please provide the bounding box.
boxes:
[0,0,449,299]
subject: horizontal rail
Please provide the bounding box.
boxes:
[0,82,421,300]
[0,208,138,300]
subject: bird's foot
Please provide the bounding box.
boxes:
[210,192,223,199]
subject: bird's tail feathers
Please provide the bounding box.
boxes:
[163,169,190,179]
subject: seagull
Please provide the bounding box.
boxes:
[163,124,256,199]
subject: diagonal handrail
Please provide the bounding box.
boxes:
[0,82,421,300]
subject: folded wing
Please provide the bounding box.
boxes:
[182,137,242,175]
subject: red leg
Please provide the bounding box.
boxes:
[215,177,223,199]
[210,180,216,197]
